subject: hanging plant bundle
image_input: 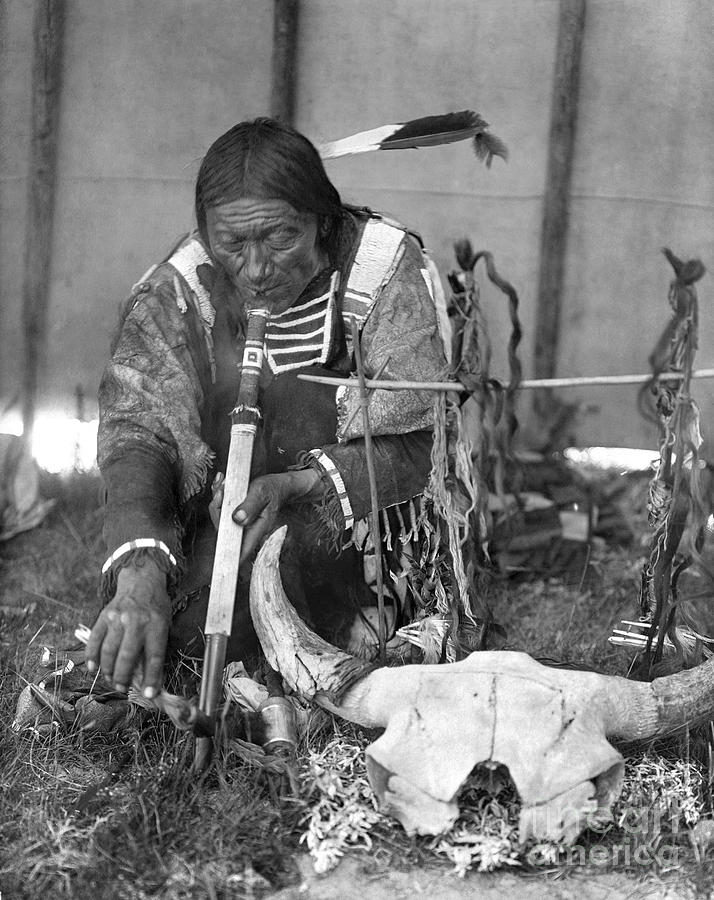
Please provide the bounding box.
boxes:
[406,240,523,660]
[636,249,709,677]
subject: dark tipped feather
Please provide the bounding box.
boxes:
[319,109,507,164]
[473,132,509,167]
[382,111,490,149]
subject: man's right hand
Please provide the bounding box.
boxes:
[84,557,171,698]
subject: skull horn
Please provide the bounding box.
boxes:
[604,653,714,742]
[249,526,385,725]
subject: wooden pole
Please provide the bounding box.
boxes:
[532,0,586,421]
[270,0,299,124]
[22,0,65,448]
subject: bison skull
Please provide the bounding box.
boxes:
[250,527,710,844]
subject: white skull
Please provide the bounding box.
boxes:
[362,653,623,841]
[250,527,712,843]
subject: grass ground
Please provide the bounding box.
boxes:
[1,468,714,898]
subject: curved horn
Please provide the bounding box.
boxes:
[250,526,384,725]
[604,655,714,742]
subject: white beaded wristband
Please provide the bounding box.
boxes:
[101,539,177,575]
[308,448,355,530]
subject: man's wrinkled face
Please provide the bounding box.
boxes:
[205,197,327,314]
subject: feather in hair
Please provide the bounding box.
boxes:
[319,110,507,166]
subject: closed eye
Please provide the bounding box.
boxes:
[269,229,299,247]
[218,226,299,254]
[269,238,297,251]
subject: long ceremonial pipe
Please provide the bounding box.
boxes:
[297,368,714,393]
[194,307,269,772]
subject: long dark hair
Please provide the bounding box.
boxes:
[195,118,346,260]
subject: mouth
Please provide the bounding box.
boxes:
[241,282,281,298]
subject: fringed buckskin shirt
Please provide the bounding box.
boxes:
[97,210,448,599]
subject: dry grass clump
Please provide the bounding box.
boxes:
[299,726,384,874]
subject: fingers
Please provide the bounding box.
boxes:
[141,617,169,699]
[84,616,107,674]
[111,628,144,692]
[85,605,168,695]
[232,476,279,526]
[212,472,225,497]
[209,472,225,529]
[232,490,265,526]
[231,478,285,560]
[99,609,130,689]
[239,506,275,563]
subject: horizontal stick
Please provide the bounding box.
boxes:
[608,636,645,648]
[298,368,714,393]
[611,629,648,642]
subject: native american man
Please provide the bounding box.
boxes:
[85,118,449,699]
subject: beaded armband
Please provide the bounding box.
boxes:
[307,449,355,531]
[101,539,178,575]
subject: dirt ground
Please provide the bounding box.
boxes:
[271,854,697,899]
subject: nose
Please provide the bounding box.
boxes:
[242,243,273,288]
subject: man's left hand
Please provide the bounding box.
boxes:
[210,469,323,561]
